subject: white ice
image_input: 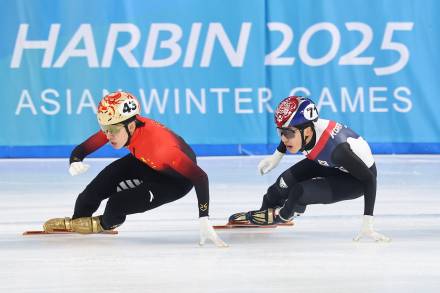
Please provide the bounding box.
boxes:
[1,155,439,293]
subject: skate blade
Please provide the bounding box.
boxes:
[276,221,294,226]
[23,229,118,235]
[213,221,294,229]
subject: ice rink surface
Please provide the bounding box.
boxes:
[0,155,439,293]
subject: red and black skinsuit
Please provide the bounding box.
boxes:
[70,116,209,229]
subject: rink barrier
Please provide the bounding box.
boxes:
[1,143,440,158]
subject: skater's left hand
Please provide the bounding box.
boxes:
[353,215,391,242]
[69,161,90,176]
[258,150,284,175]
[199,216,228,247]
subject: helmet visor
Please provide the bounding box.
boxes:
[100,123,124,135]
[277,127,297,139]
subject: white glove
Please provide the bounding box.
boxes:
[353,215,391,242]
[257,150,284,175]
[68,161,90,176]
[199,216,228,247]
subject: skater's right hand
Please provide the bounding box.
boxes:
[69,161,90,176]
[353,215,391,242]
[258,150,284,175]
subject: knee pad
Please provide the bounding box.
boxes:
[100,214,126,230]
[264,171,298,208]
[274,170,298,195]
[260,192,289,210]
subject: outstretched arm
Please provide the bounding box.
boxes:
[69,131,108,176]
[332,142,376,216]
[257,141,286,175]
[70,130,108,163]
[332,142,390,242]
[167,148,227,247]
[167,147,210,217]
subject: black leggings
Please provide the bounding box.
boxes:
[261,158,376,218]
[72,154,193,229]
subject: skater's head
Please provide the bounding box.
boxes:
[275,96,318,153]
[97,91,143,148]
[274,96,318,129]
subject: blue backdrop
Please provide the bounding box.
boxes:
[1,0,439,157]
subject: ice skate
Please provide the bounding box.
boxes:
[248,208,277,225]
[228,212,251,225]
[40,216,109,234]
[249,208,295,226]
[43,217,73,232]
[213,210,294,229]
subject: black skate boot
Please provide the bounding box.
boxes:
[248,208,294,225]
[228,212,251,225]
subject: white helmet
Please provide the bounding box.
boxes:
[97,91,140,126]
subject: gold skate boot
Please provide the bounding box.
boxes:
[43,217,72,232]
[70,216,104,234]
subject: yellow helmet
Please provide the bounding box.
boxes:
[97,91,140,126]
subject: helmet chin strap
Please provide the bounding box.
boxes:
[122,117,144,147]
[298,128,307,152]
[298,125,316,153]
[123,124,132,147]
